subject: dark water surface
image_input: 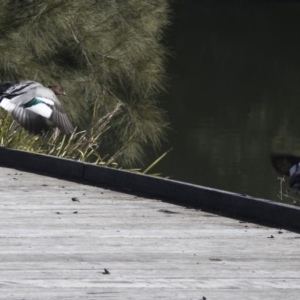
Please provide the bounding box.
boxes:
[155,0,300,203]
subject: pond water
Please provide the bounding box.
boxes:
[154,1,300,204]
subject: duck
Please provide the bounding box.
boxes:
[271,153,300,190]
[0,80,74,134]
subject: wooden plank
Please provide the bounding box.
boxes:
[0,146,300,232]
[0,166,300,299]
[84,164,300,231]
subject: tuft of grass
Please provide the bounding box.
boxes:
[0,108,118,165]
[142,148,172,175]
[0,109,168,174]
[277,176,300,205]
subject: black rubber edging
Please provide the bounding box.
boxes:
[0,146,299,232]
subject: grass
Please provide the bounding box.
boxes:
[277,175,300,205]
[0,108,121,167]
[0,109,168,174]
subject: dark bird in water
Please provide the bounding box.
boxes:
[0,80,74,134]
[271,153,300,190]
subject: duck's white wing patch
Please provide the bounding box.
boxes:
[22,97,54,118]
[26,103,53,118]
[0,98,16,112]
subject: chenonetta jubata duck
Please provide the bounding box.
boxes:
[271,153,300,190]
[0,80,74,134]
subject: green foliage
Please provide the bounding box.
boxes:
[0,0,170,166]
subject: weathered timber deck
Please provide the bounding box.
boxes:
[0,166,300,299]
[1,147,300,232]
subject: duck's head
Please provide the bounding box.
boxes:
[48,85,67,96]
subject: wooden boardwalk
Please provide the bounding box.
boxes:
[0,166,300,299]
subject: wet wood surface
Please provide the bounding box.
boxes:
[0,166,299,299]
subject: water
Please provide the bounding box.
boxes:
[154,1,300,203]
